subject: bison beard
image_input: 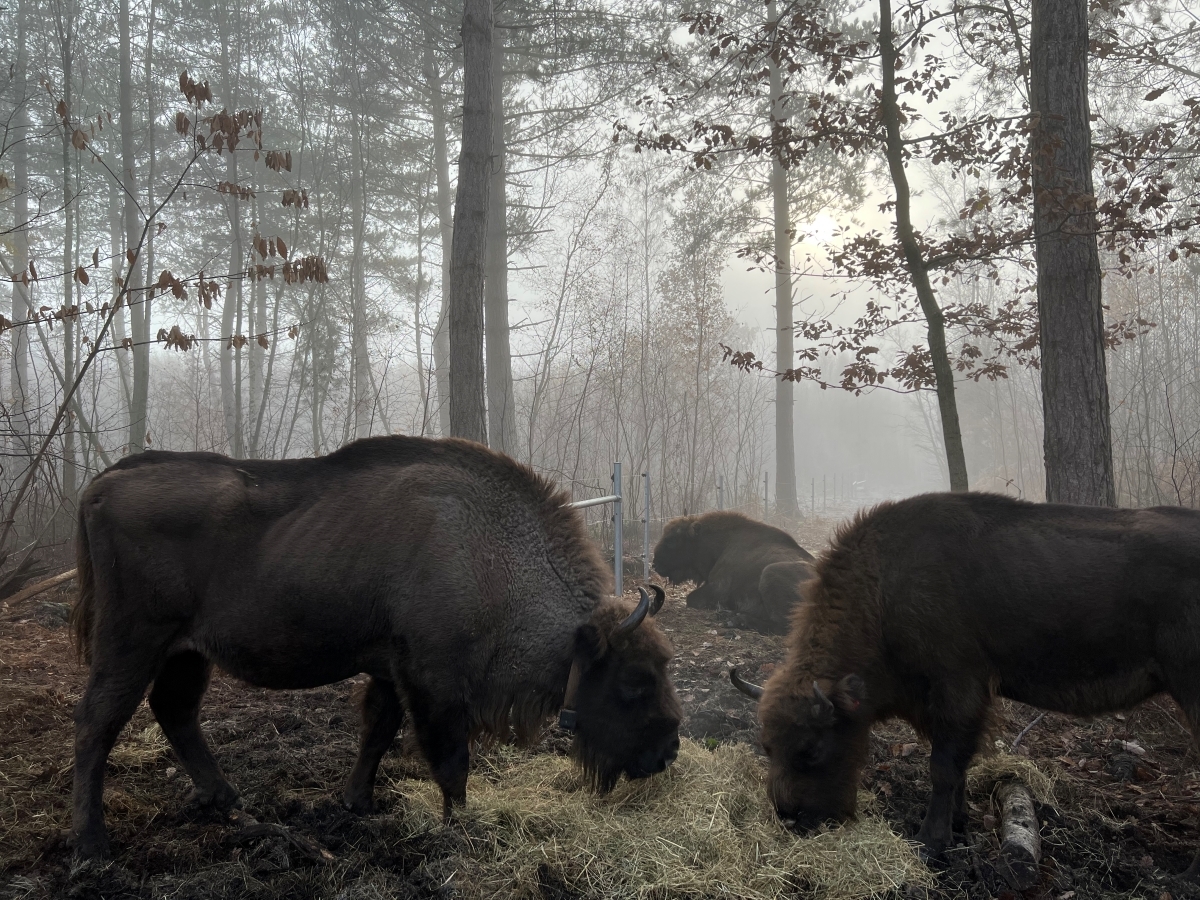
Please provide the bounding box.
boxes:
[68,436,681,860]
[652,511,814,632]
[749,492,1200,868]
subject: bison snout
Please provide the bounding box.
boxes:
[631,735,681,778]
[776,806,830,833]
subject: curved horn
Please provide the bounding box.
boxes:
[613,587,651,638]
[812,680,834,712]
[730,668,765,700]
[648,584,666,616]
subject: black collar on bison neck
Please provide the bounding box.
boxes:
[558,658,583,732]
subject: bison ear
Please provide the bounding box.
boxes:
[832,674,868,719]
[573,623,604,663]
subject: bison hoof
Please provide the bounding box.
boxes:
[69,828,112,862]
[185,783,241,813]
[343,794,375,816]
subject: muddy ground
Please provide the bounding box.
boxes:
[4,517,1200,899]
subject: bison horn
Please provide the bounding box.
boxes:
[648,584,666,616]
[812,680,835,713]
[614,587,652,638]
[730,668,764,700]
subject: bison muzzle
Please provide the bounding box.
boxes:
[68,436,681,859]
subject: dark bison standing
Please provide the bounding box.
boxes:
[736,492,1200,859]
[69,436,681,859]
[652,511,815,631]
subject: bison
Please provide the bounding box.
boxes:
[69,436,681,859]
[652,511,815,632]
[732,491,1200,860]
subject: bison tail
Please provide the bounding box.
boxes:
[69,503,95,664]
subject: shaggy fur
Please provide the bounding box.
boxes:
[652,511,815,632]
[68,435,680,860]
[759,491,1200,859]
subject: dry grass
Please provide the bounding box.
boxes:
[383,739,933,900]
[967,753,1057,806]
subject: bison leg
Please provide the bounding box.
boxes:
[953,775,968,832]
[405,687,470,823]
[685,581,722,610]
[71,665,156,859]
[343,677,405,815]
[917,734,978,857]
[148,651,239,813]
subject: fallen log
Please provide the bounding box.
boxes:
[3,568,77,608]
[995,779,1041,891]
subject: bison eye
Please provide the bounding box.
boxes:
[617,671,655,702]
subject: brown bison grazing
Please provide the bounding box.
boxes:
[69,436,681,859]
[652,511,815,632]
[733,492,1200,860]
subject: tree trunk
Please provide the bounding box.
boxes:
[768,0,799,517]
[879,0,969,491]
[136,0,156,449]
[11,0,31,436]
[1031,0,1115,505]
[485,19,516,453]
[108,176,133,414]
[57,0,77,515]
[217,4,244,457]
[120,0,147,454]
[424,38,453,437]
[350,107,372,440]
[448,0,492,444]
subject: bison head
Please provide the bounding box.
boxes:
[742,670,872,831]
[651,517,705,586]
[568,586,682,792]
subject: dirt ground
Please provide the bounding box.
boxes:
[4,514,1200,899]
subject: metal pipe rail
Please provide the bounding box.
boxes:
[567,462,655,597]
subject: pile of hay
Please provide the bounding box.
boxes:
[383,739,932,900]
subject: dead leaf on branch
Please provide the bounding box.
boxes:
[157,325,196,351]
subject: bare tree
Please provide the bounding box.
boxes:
[1031,0,1115,505]
[448,0,493,443]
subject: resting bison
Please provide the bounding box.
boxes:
[652,511,815,631]
[69,436,681,859]
[733,492,1200,860]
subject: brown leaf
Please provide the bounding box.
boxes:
[74,266,89,286]
[257,334,269,349]
[276,237,287,259]
[92,248,99,268]
[56,99,68,120]
[71,129,88,150]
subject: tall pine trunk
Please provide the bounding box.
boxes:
[1031,0,1115,505]
[11,0,31,440]
[424,38,453,436]
[350,107,372,440]
[120,0,147,454]
[448,0,492,443]
[217,2,245,457]
[768,0,799,517]
[485,19,516,453]
[57,0,77,515]
[879,0,969,490]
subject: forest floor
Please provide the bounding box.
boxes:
[3,513,1200,899]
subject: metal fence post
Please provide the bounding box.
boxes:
[613,461,623,597]
[642,471,651,582]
